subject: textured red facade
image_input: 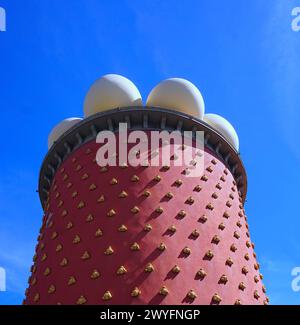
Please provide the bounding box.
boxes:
[25,132,267,305]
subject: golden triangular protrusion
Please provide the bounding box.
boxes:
[66,222,73,229]
[81,251,90,260]
[41,253,47,262]
[117,266,127,275]
[51,232,58,240]
[191,229,199,238]
[104,246,114,255]
[100,166,108,173]
[199,214,208,223]
[206,166,213,173]
[218,223,225,230]
[66,182,73,188]
[174,179,182,186]
[187,289,197,299]
[226,200,232,208]
[97,195,105,203]
[216,183,222,190]
[119,190,128,198]
[102,291,112,300]
[131,175,139,182]
[168,225,176,233]
[234,231,240,239]
[131,206,140,214]
[230,244,237,252]
[185,196,194,204]
[61,209,68,217]
[226,257,234,266]
[206,203,214,210]
[212,293,222,304]
[197,268,207,278]
[155,206,164,214]
[89,183,97,191]
[75,164,82,171]
[194,185,202,192]
[81,173,89,180]
[201,175,208,181]
[110,178,118,185]
[242,266,248,275]
[144,263,154,273]
[159,286,169,296]
[31,277,37,285]
[154,175,161,182]
[178,210,186,218]
[48,285,56,294]
[158,243,166,251]
[130,242,140,251]
[142,190,151,197]
[44,267,51,276]
[211,159,217,165]
[72,191,78,198]
[219,275,228,284]
[165,192,174,199]
[183,246,191,255]
[143,223,152,231]
[77,200,85,209]
[60,257,68,266]
[95,228,103,237]
[205,250,214,259]
[172,265,181,274]
[239,282,246,290]
[68,276,76,286]
[131,287,141,297]
[57,200,63,208]
[77,295,87,305]
[212,235,220,244]
[86,213,94,222]
[56,244,63,252]
[33,293,40,302]
[118,224,127,232]
[73,235,81,244]
[90,270,100,279]
[107,209,116,217]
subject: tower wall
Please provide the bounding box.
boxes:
[24,108,267,305]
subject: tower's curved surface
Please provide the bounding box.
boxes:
[24,105,267,305]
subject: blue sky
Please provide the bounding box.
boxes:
[0,0,300,305]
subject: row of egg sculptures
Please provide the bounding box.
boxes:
[48,74,239,152]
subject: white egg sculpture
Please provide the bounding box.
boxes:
[48,118,82,149]
[203,113,239,151]
[146,78,205,119]
[84,74,143,117]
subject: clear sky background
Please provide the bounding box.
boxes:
[0,0,300,305]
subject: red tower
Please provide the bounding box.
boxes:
[24,106,268,305]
